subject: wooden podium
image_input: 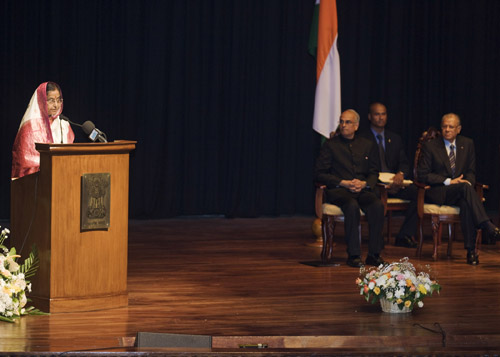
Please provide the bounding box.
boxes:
[10,141,136,313]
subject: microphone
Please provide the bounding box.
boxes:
[82,120,108,143]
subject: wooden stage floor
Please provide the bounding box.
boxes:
[1,216,500,356]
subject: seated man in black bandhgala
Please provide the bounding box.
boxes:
[315,109,385,268]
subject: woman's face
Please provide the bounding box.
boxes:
[46,89,62,118]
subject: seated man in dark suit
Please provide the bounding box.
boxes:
[417,113,500,265]
[315,109,385,268]
[359,102,418,248]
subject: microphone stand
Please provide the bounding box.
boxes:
[59,117,64,143]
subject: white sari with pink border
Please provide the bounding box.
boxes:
[12,82,75,179]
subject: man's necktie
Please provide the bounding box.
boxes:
[449,144,456,177]
[376,134,389,172]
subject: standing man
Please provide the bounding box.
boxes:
[315,109,385,268]
[359,102,418,248]
[417,113,500,265]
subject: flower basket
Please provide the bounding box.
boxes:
[356,257,441,313]
[380,298,411,313]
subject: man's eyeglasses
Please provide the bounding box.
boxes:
[47,98,63,105]
[339,119,355,125]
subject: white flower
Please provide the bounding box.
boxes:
[6,255,20,273]
[20,293,27,308]
[417,301,424,308]
[368,281,375,290]
[395,288,405,298]
[375,275,387,286]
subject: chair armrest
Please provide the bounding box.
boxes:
[474,182,489,203]
[315,183,326,219]
[414,181,430,218]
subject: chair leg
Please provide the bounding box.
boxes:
[447,223,454,257]
[437,222,444,247]
[321,216,335,264]
[431,216,439,260]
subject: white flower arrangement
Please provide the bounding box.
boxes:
[0,226,46,322]
[356,257,441,311]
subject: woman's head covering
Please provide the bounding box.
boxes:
[12,82,74,179]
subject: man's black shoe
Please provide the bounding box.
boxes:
[365,254,386,267]
[482,233,497,245]
[481,225,499,244]
[490,227,500,241]
[395,235,418,248]
[466,250,479,265]
[481,221,500,241]
[346,256,363,268]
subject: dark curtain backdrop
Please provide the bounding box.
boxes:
[1,0,499,220]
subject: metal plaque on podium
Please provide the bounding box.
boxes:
[81,173,111,230]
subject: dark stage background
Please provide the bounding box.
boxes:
[1,0,499,220]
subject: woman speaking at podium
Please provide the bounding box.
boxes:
[12,82,75,179]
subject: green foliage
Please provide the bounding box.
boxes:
[24,306,49,316]
[0,315,17,323]
[20,245,40,279]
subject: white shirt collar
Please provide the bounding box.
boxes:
[371,128,385,141]
[443,138,457,154]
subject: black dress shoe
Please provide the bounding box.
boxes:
[395,235,418,248]
[481,222,500,241]
[346,256,363,268]
[365,254,386,267]
[466,250,479,265]
[490,227,500,241]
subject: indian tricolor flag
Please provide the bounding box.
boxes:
[311,0,341,138]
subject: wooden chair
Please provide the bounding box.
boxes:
[413,127,487,260]
[315,184,370,265]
